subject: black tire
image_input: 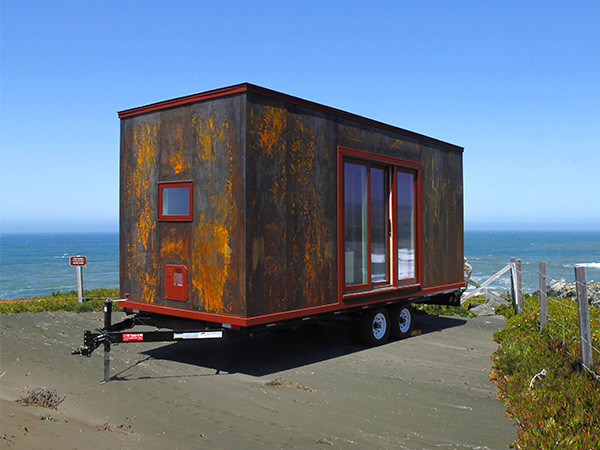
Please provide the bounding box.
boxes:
[359,308,390,346]
[390,304,414,339]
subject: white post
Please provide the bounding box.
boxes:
[575,266,593,370]
[516,259,523,313]
[510,257,517,313]
[77,266,84,303]
[539,261,547,328]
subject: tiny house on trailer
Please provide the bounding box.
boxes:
[74,83,464,376]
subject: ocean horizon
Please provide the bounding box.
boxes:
[1,230,599,300]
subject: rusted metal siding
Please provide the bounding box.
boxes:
[245,95,338,317]
[420,145,464,288]
[119,84,464,321]
[120,95,246,317]
[120,115,161,306]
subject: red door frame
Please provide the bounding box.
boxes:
[337,146,422,303]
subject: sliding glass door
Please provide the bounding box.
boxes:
[342,155,417,293]
[344,161,389,290]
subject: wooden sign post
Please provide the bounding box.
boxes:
[69,255,87,303]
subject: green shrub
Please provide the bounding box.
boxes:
[413,302,476,318]
[0,289,120,314]
[492,295,600,447]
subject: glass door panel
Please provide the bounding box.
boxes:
[397,171,415,280]
[370,167,388,283]
[344,162,368,286]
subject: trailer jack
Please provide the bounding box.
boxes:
[72,299,228,383]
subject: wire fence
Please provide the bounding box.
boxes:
[464,258,599,380]
[510,261,599,381]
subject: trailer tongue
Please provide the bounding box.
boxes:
[72,299,230,383]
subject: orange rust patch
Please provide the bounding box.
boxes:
[288,119,331,306]
[251,105,285,159]
[161,227,190,261]
[189,114,237,314]
[128,122,160,304]
[170,124,189,174]
[192,217,232,314]
[193,114,230,165]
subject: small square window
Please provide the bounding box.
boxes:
[158,181,193,221]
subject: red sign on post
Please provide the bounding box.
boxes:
[69,256,87,267]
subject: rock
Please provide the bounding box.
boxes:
[464,257,472,280]
[546,278,600,306]
[484,295,510,308]
[470,303,496,317]
[588,281,600,306]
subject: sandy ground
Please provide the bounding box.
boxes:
[1,310,516,449]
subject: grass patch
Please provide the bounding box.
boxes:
[492,294,600,447]
[0,288,120,313]
[40,414,59,422]
[413,302,476,318]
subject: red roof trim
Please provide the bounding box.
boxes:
[117,82,463,152]
[117,84,249,118]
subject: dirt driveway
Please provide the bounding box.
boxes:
[1,311,516,448]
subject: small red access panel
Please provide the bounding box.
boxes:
[164,264,187,301]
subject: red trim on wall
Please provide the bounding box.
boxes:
[415,168,424,286]
[338,146,422,169]
[336,150,345,306]
[118,281,465,328]
[118,85,248,118]
[158,181,193,221]
[118,83,463,153]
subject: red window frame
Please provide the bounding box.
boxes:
[337,146,421,299]
[158,181,193,221]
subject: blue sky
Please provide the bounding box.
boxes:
[1,0,599,233]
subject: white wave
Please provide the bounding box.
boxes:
[575,263,600,269]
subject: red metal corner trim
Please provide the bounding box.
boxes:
[117,84,250,118]
[338,146,422,170]
[118,301,250,326]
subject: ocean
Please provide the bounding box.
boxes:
[1,231,599,299]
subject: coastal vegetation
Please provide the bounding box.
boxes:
[492,294,600,447]
[0,288,119,313]
[413,302,476,318]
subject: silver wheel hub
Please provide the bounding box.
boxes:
[372,313,387,339]
[398,308,411,333]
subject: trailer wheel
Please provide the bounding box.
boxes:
[390,304,414,339]
[359,309,390,346]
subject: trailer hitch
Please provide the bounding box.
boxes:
[71,330,104,357]
[71,299,120,383]
[72,298,229,383]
